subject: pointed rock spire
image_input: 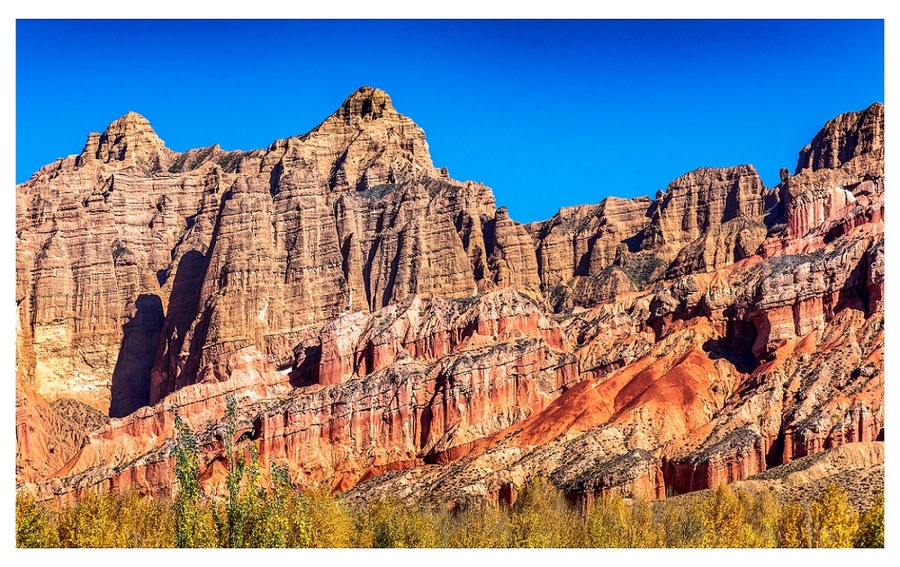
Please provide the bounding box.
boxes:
[78,111,172,170]
[307,86,440,189]
[335,86,395,122]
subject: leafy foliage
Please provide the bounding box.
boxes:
[15,493,59,548]
[855,490,884,548]
[354,497,442,548]
[17,431,882,550]
[446,503,512,547]
[588,492,661,547]
[808,483,859,548]
[171,410,216,547]
[18,490,174,548]
[777,500,810,548]
[510,477,585,548]
[214,396,294,547]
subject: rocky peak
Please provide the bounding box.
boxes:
[784,102,884,239]
[642,164,767,255]
[294,86,439,189]
[78,111,172,170]
[795,102,884,174]
[335,86,395,123]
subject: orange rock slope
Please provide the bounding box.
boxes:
[15,88,883,507]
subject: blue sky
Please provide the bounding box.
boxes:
[16,19,884,223]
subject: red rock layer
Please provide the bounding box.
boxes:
[16,95,884,509]
[16,87,543,415]
[27,291,578,500]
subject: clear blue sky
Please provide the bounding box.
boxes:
[16,19,884,223]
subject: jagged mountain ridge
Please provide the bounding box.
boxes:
[17,86,783,416]
[15,88,883,507]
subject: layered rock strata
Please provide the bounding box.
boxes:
[16,92,884,510]
[16,87,543,414]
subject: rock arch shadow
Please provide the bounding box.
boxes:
[109,293,165,418]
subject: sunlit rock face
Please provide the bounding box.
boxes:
[16,91,883,508]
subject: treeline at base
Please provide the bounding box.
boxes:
[16,475,884,548]
[16,406,884,549]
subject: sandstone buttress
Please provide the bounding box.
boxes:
[16,90,884,508]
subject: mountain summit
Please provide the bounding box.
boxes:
[335,86,396,122]
[15,93,884,510]
[77,110,172,171]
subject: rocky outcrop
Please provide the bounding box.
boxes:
[78,111,175,171]
[661,306,883,495]
[16,93,884,511]
[796,102,884,173]
[16,375,109,486]
[529,165,776,310]
[303,288,565,387]
[483,207,543,299]
[29,293,578,500]
[643,165,768,258]
[733,441,884,512]
[26,346,292,501]
[16,87,541,413]
[666,216,767,278]
[784,102,884,240]
[17,112,230,411]
[529,197,652,292]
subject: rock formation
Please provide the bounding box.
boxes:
[16,90,884,511]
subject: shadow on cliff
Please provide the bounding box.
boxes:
[109,294,165,418]
[150,250,208,404]
[701,315,759,374]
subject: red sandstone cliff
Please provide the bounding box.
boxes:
[15,92,884,508]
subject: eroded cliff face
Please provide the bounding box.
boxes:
[16,86,538,416]
[16,92,884,509]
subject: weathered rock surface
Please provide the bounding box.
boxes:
[662,442,884,515]
[301,288,566,387]
[527,164,777,310]
[796,102,883,173]
[784,102,884,241]
[26,292,577,501]
[16,92,883,511]
[16,87,541,414]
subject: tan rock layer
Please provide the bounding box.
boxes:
[16,93,884,510]
[16,88,537,413]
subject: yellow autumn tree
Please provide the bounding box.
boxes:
[447,503,512,548]
[808,484,859,548]
[777,499,810,547]
[15,492,59,548]
[510,477,584,548]
[855,490,884,548]
[705,484,746,547]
